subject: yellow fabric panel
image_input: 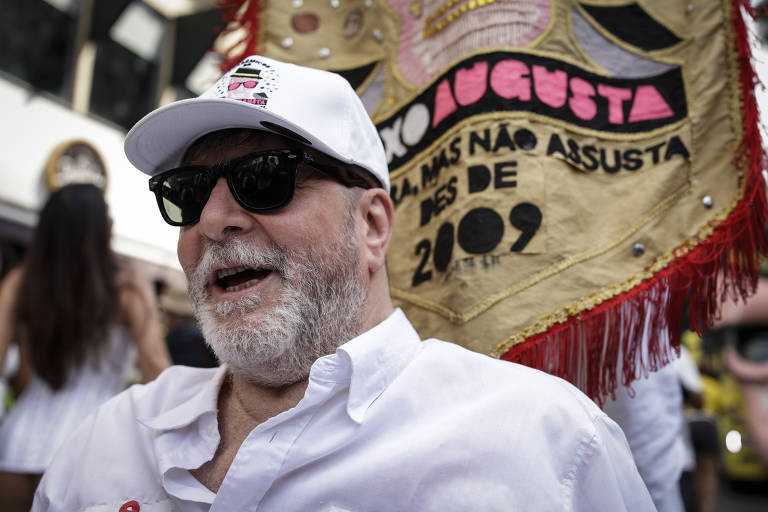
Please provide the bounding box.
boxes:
[254,0,748,358]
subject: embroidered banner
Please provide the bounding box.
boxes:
[217,0,768,402]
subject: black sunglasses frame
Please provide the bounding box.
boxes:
[148,148,376,226]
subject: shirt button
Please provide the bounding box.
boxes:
[206,423,216,436]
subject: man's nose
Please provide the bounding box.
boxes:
[197,177,256,241]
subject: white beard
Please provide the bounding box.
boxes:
[186,219,367,387]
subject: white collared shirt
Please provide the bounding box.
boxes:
[33,309,655,511]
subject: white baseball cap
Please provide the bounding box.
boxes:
[124,55,389,192]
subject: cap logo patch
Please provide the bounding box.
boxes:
[215,58,279,108]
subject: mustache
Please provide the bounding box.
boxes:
[187,238,288,300]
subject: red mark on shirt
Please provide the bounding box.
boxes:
[119,501,140,512]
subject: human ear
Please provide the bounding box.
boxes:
[358,188,394,275]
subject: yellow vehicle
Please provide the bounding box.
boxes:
[697,326,768,482]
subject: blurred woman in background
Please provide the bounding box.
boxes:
[0,184,171,511]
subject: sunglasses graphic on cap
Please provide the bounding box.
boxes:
[149,148,375,226]
[228,81,259,91]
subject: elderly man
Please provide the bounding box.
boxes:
[33,56,655,511]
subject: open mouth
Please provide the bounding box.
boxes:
[213,265,272,293]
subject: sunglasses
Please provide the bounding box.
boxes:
[149,148,375,226]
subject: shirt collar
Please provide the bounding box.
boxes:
[138,365,227,431]
[336,308,422,424]
[138,309,422,430]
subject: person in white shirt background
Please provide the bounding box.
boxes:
[33,55,656,512]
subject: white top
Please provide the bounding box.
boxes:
[671,345,703,394]
[602,315,686,512]
[33,310,654,512]
[604,363,685,512]
[0,326,133,473]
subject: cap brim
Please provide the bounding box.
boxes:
[125,98,348,176]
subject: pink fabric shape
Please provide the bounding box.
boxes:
[490,60,532,101]
[433,78,458,127]
[628,85,674,122]
[454,62,488,106]
[533,65,567,108]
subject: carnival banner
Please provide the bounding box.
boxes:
[217,0,768,403]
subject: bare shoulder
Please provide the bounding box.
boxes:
[116,265,153,296]
[0,265,23,292]
[116,264,142,289]
[115,264,156,318]
[0,267,24,333]
[0,266,24,306]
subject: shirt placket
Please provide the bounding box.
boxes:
[211,376,342,512]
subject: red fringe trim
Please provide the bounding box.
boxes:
[216,0,261,73]
[502,0,768,405]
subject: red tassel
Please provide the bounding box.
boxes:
[503,0,768,406]
[216,0,261,72]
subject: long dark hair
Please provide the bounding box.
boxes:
[15,184,119,390]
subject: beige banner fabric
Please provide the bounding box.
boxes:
[222,0,765,395]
